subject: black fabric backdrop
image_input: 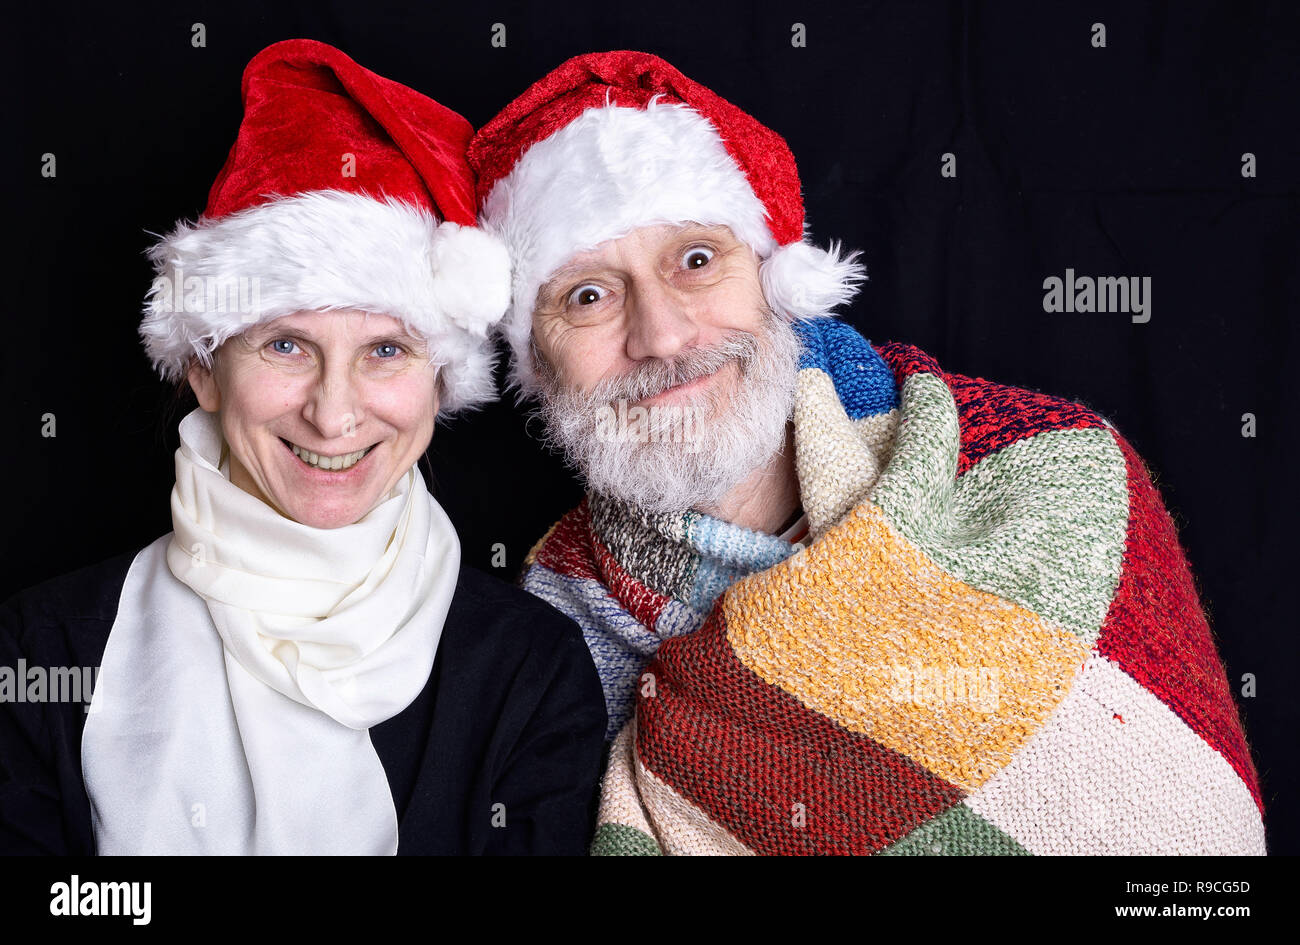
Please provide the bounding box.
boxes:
[4,0,1296,854]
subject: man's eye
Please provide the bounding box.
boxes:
[269,339,299,355]
[569,284,605,306]
[682,247,715,270]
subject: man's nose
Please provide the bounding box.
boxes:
[624,277,699,362]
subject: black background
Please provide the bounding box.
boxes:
[4,0,1296,854]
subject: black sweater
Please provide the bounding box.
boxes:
[0,545,607,855]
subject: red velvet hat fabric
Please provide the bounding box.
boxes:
[468,50,805,246]
[140,39,513,414]
[466,50,866,398]
[208,38,477,226]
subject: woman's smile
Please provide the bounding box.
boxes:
[276,436,374,473]
[279,436,378,477]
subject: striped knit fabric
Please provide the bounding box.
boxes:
[520,318,1266,855]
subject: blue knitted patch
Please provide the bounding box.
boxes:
[687,515,796,612]
[793,318,899,421]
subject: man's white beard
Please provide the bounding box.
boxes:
[533,310,801,514]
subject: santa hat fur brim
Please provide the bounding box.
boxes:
[140,190,511,415]
[478,101,865,397]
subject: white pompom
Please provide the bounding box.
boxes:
[760,239,867,320]
[428,222,513,337]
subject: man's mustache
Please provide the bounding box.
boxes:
[590,332,759,404]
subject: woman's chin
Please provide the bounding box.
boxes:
[269,479,386,529]
[265,437,398,526]
[281,497,377,529]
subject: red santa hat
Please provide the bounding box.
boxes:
[140,38,511,415]
[468,49,865,395]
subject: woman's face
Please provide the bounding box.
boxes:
[187,310,439,529]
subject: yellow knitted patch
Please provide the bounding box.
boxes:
[723,501,1090,792]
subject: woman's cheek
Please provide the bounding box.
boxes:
[372,366,439,419]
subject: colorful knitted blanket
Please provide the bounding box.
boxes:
[521,318,1265,855]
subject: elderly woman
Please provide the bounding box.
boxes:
[0,40,605,855]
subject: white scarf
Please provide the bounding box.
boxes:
[82,407,460,854]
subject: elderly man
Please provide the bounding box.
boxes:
[468,51,1265,855]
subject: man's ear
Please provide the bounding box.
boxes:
[186,356,220,412]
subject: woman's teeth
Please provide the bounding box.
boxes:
[290,442,372,471]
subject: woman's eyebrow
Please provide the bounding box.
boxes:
[361,329,424,346]
[246,324,427,348]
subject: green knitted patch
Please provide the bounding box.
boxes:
[871,374,1128,645]
[589,822,663,856]
[879,803,1030,856]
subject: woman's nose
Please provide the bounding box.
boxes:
[303,366,364,440]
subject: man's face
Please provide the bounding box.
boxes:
[532,223,799,513]
[533,223,770,411]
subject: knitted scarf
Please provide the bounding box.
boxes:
[521,318,1265,855]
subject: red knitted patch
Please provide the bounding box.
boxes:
[591,533,672,632]
[467,51,804,244]
[876,342,1108,476]
[531,499,600,582]
[533,498,674,631]
[1095,434,1263,815]
[636,609,965,854]
[875,342,943,382]
[944,374,1107,476]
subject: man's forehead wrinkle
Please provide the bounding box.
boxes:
[541,246,618,293]
[543,223,740,288]
[548,259,603,285]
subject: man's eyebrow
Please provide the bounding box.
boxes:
[680,223,733,239]
[542,262,597,288]
[538,263,605,305]
[538,225,737,298]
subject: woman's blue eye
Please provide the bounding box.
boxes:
[270,339,298,355]
[374,344,401,358]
